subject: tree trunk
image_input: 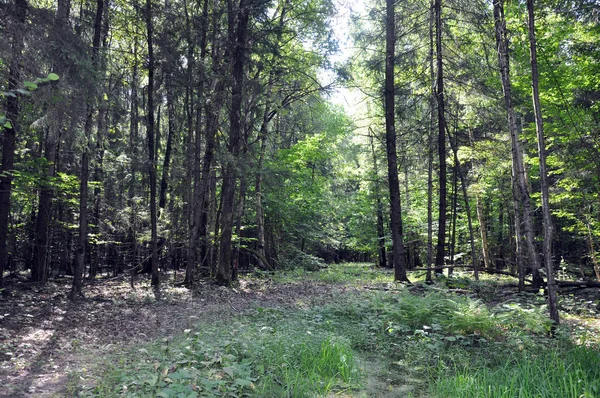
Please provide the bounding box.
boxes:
[71,0,104,300]
[369,130,387,269]
[526,0,559,325]
[128,32,139,273]
[32,0,71,283]
[434,0,447,275]
[255,121,269,268]
[493,0,543,289]
[0,0,28,288]
[426,0,435,282]
[385,0,409,282]
[512,167,525,290]
[217,0,249,285]
[146,0,159,289]
[185,0,211,285]
[447,128,478,279]
[449,165,458,276]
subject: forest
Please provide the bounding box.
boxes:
[1,0,600,396]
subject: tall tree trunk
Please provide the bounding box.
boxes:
[426,0,435,282]
[128,32,139,274]
[255,118,269,268]
[32,0,71,283]
[159,83,175,210]
[217,0,249,285]
[449,163,458,275]
[526,0,559,324]
[448,128,478,279]
[0,0,28,288]
[512,167,525,290]
[70,0,104,300]
[493,0,543,289]
[185,0,211,285]
[369,130,387,269]
[146,0,159,289]
[159,0,176,211]
[385,0,409,282]
[434,0,447,275]
[476,194,491,271]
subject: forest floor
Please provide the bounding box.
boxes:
[1,265,600,397]
[0,270,359,397]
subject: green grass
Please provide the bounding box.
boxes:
[78,263,600,398]
[433,346,600,397]
[272,262,394,285]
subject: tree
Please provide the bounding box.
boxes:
[385,0,409,282]
[526,0,559,324]
[146,0,159,289]
[434,0,447,275]
[493,0,543,288]
[0,0,28,288]
[32,0,71,283]
[217,0,251,285]
[70,0,105,300]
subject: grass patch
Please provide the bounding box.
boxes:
[433,345,600,397]
[78,264,600,398]
[272,262,394,285]
[79,304,362,397]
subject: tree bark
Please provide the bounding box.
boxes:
[217,0,250,285]
[369,130,387,269]
[434,0,447,275]
[385,0,409,282]
[0,0,28,288]
[32,0,71,283]
[526,0,559,324]
[427,0,435,282]
[493,0,543,289]
[70,0,104,300]
[146,0,159,289]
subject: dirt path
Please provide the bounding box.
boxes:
[0,275,353,397]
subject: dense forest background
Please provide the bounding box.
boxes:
[1,0,599,302]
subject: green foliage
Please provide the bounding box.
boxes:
[433,346,600,398]
[77,265,600,397]
[82,306,361,397]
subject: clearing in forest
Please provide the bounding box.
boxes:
[1,263,600,397]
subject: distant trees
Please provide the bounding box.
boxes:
[0,0,598,328]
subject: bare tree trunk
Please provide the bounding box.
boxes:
[493,0,542,289]
[0,0,28,288]
[426,0,435,282]
[526,0,559,324]
[385,0,409,282]
[128,32,139,275]
[159,0,176,211]
[146,0,159,289]
[447,128,478,279]
[369,130,387,269]
[434,0,447,275]
[71,0,104,299]
[449,162,458,276]
[185,0,213,285]
[32,0,71,283]
[512,168,525,290]
[217,0,249,285]
[255,121,268,268]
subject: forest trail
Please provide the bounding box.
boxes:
[0,275,356,397]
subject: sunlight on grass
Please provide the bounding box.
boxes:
[79,264,600,398]
[272,262,393,285]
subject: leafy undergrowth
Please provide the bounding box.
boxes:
[75,264,600,398]
[3,264,600,397]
